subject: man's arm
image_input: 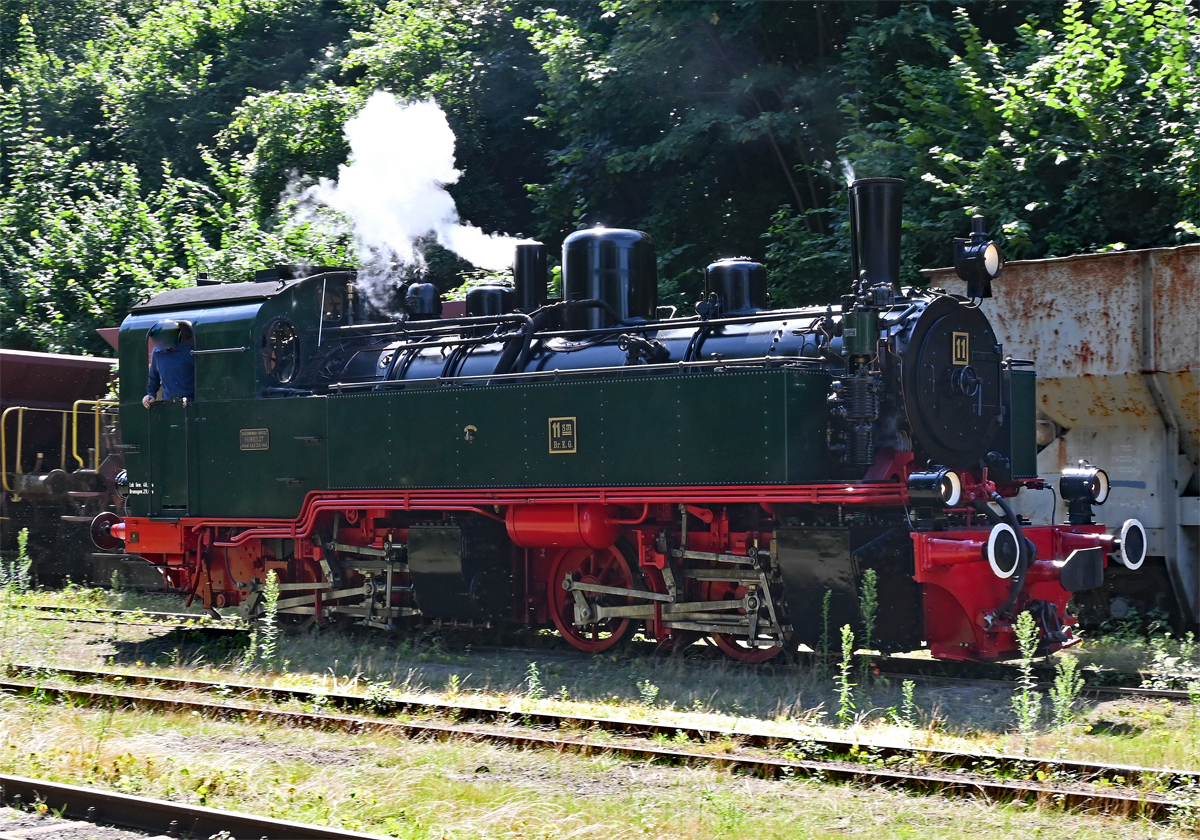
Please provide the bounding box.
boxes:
[144,352,160,408]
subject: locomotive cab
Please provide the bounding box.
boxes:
[117,271,347,518]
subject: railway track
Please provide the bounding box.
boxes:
[478,639,1198,702]
[0,772,388,839]
[496,642,1199,702]
[7,603,242,629]
[877,667,1196,703]
[10,602,1198,704]
[3,664,1194,820]
[11,603,1195,699]
[872,655,1197,697]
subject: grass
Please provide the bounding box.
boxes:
[4,588,1200,785]
[10,581,215,615]
[0,695,1192,839]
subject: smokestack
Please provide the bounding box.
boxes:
[848,177,905,295]
[513,242,547,313]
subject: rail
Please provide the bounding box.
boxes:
[12,662,1196,772]
[0,773,388,839]
[1,670,1187,820]
[71,399,117,470]
[8,620,1197,701]
[0,406,70,493]
[190,345,248,355]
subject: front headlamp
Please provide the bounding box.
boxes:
[1060,460,1110,524]
[954,215,1005,298]
[1060,461,1110,505]
[908,468,964,508]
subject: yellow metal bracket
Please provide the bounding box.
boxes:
[2,406,71,492]
[72,400,118,470]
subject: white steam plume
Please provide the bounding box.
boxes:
[304,92,528,301]
[840,158,857,187]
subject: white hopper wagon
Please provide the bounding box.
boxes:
[927,244,1199,627]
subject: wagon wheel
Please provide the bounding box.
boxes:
[548,543,637,654]
[703,578,786,664]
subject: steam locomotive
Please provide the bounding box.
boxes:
[93,178,1146,661]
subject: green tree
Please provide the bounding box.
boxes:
[229,0,552,234]
[0,8,357,353]
[92,0,364,182]
[3,0,1197,354]
[770,0,1200,304]
[0,19,189,352]
[517,1,855,306]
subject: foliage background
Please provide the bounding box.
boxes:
[2,0,1196,355]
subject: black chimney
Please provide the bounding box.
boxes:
[848,178,905,295]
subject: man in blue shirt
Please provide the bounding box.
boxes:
[142,320,195,407]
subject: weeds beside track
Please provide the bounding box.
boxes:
[18,603,1193,702]
[3,664,1195,821]
[872,657,1197,701]
[9,602,242,629]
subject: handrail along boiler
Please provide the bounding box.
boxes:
[94,178,1146,661]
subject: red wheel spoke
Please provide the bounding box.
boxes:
[548,545,636,654]
[598,553,616,580]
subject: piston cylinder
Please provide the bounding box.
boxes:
[506,504,621,549]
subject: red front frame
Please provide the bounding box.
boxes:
[913,524,1106,659]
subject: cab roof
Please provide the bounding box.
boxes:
[131,279,305,313]
[131,266,354,313]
